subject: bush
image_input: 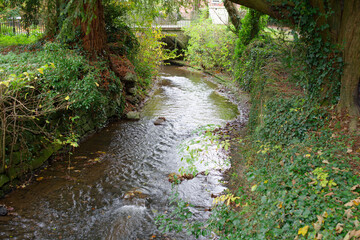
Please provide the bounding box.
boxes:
[0,42,125,177]
[235,9,268,56]
[183,13,237,72]
[0,42,123,122]
[132,27,176,85]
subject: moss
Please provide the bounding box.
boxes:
[7,166,22,180]
[0,174,10,188]
[29,143,62,170]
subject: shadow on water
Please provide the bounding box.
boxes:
[0,66,241,240]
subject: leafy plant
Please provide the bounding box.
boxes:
[183,11,237,72]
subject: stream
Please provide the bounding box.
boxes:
[0,66,241,240]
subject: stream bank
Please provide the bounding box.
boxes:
[0,65,244,239]
[0,42,154,197]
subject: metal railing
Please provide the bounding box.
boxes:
[153,18,191,29]
[0,19,45,35]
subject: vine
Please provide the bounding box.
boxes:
[269,0,344,104]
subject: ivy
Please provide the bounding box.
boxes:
[269,0,343,104]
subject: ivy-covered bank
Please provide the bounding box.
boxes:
[210,39,360,239]
[155,8,360,239]
[0,40,154,196]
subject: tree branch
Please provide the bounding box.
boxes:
[228,0,294,20]
[223,0,242,32]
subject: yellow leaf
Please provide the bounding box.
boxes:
[278,202,283,209]
[264,180,268,184]
[36,177,44,181]
[95,82,99,87]
[37,68,44,74]
[65,96,70,101]
[251,184,258,192]
[298,225,309,236]
[322,211,328,218]
[50,62,56,68]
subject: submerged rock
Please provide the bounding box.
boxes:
[153,117,166,125]
[0,206,8,216]
[126,111,140,120]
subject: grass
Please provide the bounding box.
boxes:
[0,33,42,47]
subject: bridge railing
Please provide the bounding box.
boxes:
[153,19,191,29]
[131,18,192,30]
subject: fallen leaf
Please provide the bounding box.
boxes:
[314,222,322,232]
[317,215,324,224]
[316,233,323,239]
[343,230,360,240]
[324,192,335,197]
[36,177,44,181]
[347,148,353,153]
[322,160,329,164]
[351,185,360,191]
[344,209,353,219]
[345,197,360,207]
[251,184,257,192]
[354,220,359,228]
[298,225,309,236]
[65,96,70,101]
[336,223,344,234]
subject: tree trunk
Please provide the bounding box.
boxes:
[81,0,107,58]
[336,1,360,117]
[44,0,61,38]
[223,0,242,32]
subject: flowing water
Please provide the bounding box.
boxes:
[0,66,241,240]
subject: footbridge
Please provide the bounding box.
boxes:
[157,20,191,57]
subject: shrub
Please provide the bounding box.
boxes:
[183,13,237,72]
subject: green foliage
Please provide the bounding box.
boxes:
[234,39,275,92]
[235,9,268,56]
[0,32,42,46]
[132,27,176,85]
[271,1,343,103]
[0,42,125,177]
[0,63,67,171]
[183,12,237,72]
[0,42,123,122]
[207,127,359,239]
[104,1,135,46]
[178,124,230,176]
[257,97,327,143]
[0,25,12,35]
